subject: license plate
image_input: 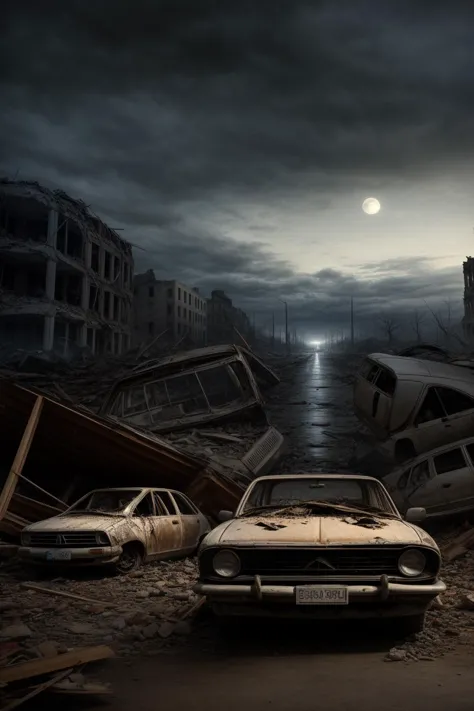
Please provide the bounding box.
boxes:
[45,550,72,561]
[295,586,349,605]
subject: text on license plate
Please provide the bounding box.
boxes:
[45,550,72,561]
[295,586,348,605]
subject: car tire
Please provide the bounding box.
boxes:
[394,439,416,464]
[114,543,143,575]
[398,613,425,636]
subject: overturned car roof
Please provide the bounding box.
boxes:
[114,344,280,385]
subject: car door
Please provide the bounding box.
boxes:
[170,491,203,552]
[385,465,413,514]
[152,491,183,556]
[407,447,473,516]
[435,387,474,442]
[410,387,452,453]
[392,459,433,513]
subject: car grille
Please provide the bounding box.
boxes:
[28,532,101,548]
[201,547,406,578]
[238,548,401,576]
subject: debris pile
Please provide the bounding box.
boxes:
[0,640,114,708]
[0,557,203,667]
[385,524,474,662]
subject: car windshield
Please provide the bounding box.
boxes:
[66,490,140,515]
[240,478,396,517]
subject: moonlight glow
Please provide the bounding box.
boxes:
[362,197,381,215]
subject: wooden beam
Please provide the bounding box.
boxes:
[0,395,44,520]
[0,646,114,684]
[20,583,115,608]
[2,669,72,711]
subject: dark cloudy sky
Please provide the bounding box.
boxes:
[2,0,473,342]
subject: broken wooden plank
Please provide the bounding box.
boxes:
[1,669,72,711]
[0,395,44,520]
[20,583,115,608]
[50,679,112,695]
[0,646,114,683]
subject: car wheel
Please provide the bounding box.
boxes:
[398,613,425,636]
[394,439,416,464]
[114,543,143,575]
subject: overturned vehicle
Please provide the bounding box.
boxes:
[99,345,280,433]
[354,353,474,464]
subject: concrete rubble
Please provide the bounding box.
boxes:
[384,524,474,662]
[2,346,474,670]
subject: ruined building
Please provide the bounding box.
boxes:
[133,270,207,346]
[463,257,474,341]
[0,180,134,356]
[206,289,253,344]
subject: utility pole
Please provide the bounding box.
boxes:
[350,297,354,348]
[272,311,275,350]
[283,301,289,354]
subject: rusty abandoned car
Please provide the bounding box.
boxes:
[19,487,210,573]
[354,353,474,463]
[383,435,474,521]
[194,474,445,633]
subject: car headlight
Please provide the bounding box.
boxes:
[398,548,426,577]
[212,550,241,578]
[96,532,110,546]
[21,533,31,546]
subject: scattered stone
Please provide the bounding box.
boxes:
[112,618,127,631]
[0,624,33,639]
[386,648,407,662]
[142,623,159,639]
[158,621,175,639]
[68,623,96,634]
[136,590,149,599]
[459,593,474,611]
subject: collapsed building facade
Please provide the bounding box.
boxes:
[463,256,474,342]
[0,180,134,357]
[206,290,253,345]
[133,270,207,347]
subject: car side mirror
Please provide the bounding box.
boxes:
[405,507,426,524]
[218,510,233,522]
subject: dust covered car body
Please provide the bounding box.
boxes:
[194,474,445,631]
[19,487,210,573]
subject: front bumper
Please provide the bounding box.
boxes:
[18,546,122,566]
[194,576,446,618]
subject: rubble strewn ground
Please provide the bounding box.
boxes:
[0,557,201,659]
[2,347,474,686]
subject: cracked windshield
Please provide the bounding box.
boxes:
[242,478,393,516]
[2,1,474,709]
[68,491,138,514]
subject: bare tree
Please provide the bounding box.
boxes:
[379,315,399,345]
[411,309,426,343]
[424,300,467,349]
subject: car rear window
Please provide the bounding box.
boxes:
[359,361,396,396]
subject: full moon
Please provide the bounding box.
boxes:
[362,197,381,215]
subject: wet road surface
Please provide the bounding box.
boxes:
[267,353,361,472]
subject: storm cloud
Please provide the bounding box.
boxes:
[1,0,472,339]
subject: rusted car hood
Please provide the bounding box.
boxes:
[25,514,125,533]
[203,515,435,547]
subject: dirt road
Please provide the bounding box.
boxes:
[91,633,474,711]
